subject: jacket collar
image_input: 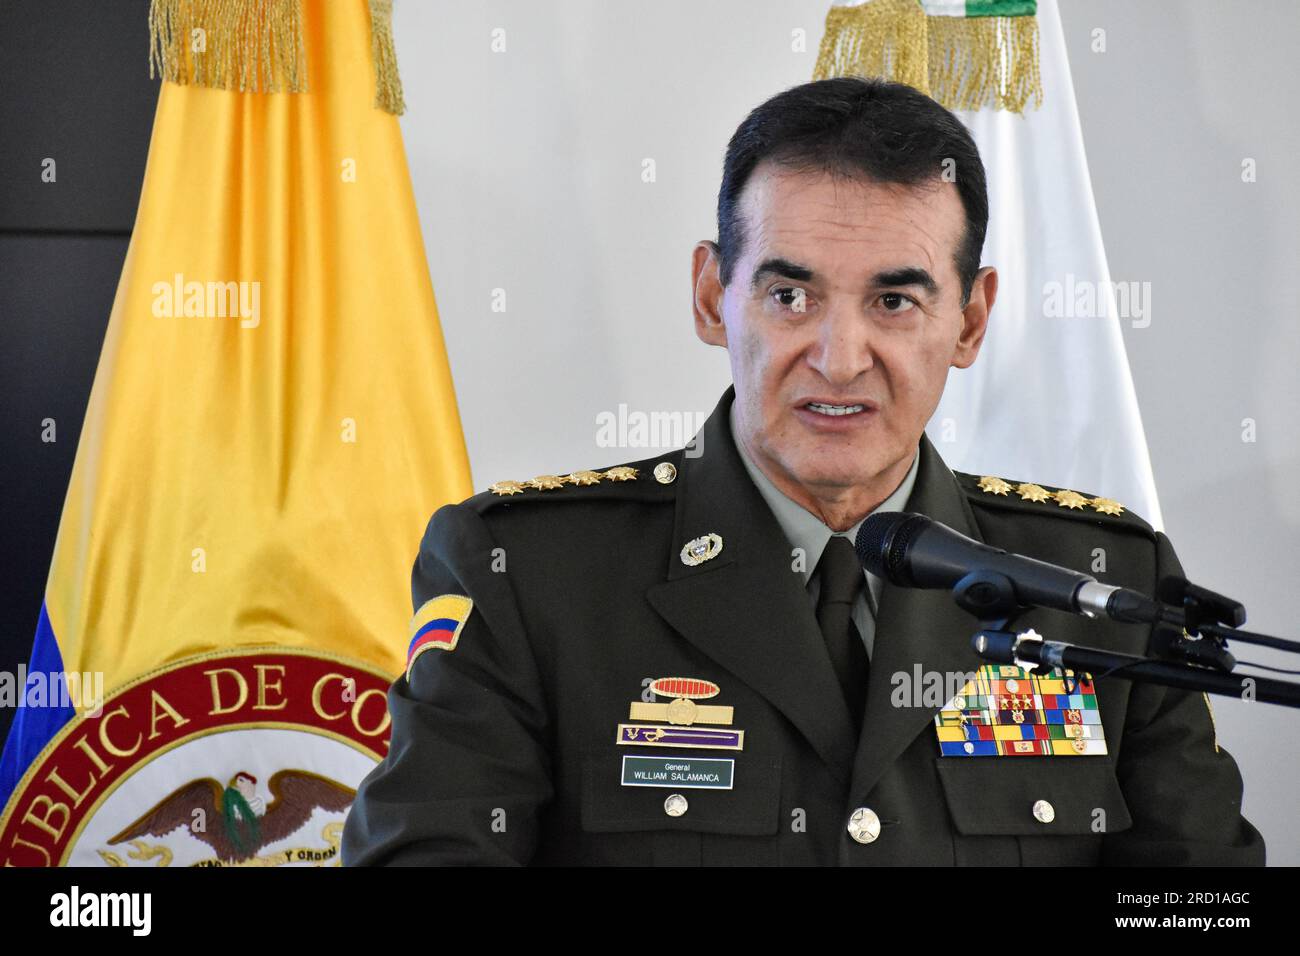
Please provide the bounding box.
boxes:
[646,386,988,792]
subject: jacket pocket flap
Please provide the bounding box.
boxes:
[935,758,1133,836]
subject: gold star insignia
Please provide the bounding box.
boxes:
[603,466,638,482]
[489,480,525,496]
[528,474,567,490]
[977,476,1013,496]
[566,470,604,486]
[1090,496,1125,516]
[1016,482,1052,503]
[1054,489,1088,510]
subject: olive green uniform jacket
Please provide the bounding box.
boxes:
[342,388,1264,866]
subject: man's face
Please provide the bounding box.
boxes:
[694,162,994,507]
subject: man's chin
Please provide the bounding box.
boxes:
[786,467,890,497]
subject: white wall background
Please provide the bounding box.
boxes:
[394,0,1300,863]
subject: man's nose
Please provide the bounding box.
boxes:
[805,301,876,385]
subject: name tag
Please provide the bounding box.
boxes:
[620,755,734,789]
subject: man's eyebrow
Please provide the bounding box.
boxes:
[750,257,814,291]
[871,267,938,296]
[749,259,939,297]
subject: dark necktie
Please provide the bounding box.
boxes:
[815,535,870,727]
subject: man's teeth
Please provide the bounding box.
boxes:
[806,402,865,416]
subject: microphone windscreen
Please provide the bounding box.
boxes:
[855,511,925,581]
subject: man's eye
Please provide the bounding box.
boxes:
[879,292,918,313]
[771,287,808,312]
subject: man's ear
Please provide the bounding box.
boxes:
[952,265,997,369]
[693,240,728,348]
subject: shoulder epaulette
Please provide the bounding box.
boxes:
[954,471,1156,537]
[465,450,685,513]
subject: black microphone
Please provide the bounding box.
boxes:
[854,511,1172,625]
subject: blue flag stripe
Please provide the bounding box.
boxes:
[0,603,77,811]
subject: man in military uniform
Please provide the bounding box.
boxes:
[342,77,1264,866]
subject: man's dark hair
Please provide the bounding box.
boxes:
[716,76,988,308]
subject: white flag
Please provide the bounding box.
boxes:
[928,0,1163,528]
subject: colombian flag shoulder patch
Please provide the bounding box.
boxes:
[406,594,474,680]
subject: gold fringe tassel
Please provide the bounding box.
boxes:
[813,0,1043,115]
[148,0,408,115]
[148,0,307,96]
[368,0,406,115]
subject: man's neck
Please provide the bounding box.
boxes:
[730,408,918,533]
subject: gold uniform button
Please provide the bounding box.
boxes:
[847,807,881,844]
[1032,799,1055,823]
[663,793,688,817]
[654,461,678,484]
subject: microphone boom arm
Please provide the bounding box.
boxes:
[973,627,1300,708]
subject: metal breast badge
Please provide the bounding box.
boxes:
[680,533,723,567]
[617,677,744,752]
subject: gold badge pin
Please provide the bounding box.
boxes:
[680,533,723,567]
[625,677,736,728]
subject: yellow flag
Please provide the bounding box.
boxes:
[0,0,470,866]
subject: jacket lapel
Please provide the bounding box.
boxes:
[850,433,989,800]
[645,387,858,783]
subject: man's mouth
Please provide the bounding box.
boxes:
[793,398,878,429]
[804,401,866,417]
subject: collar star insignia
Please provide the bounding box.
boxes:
[1054,489,1089,510]
[528,474,567,490]
[1016,482,1052,503]
[603,466,638,482]
[489,480,526,496]
[1090,496,1125,516]
[977,476,1013,496]
[566,469,604,486]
